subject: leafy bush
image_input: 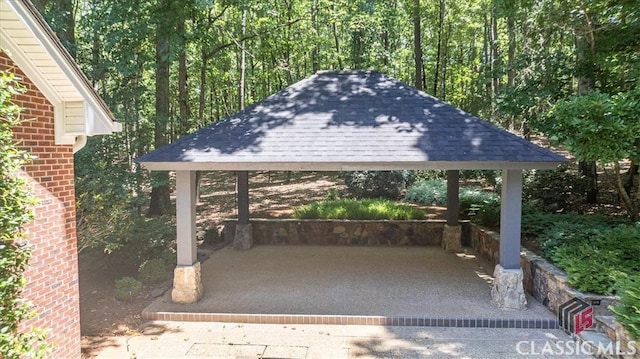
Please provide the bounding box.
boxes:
[114,277,143,301]
[293,199,425,220]
[343,171,412,199]
[138,258,169,285]
[611,275,640,340]
[203,226,222,245]
[0,71,47,358]
[549,225,640,295]
[471,199,501,227]
[523,165,589,213]
[406,179,497,216]
[79,212,176,269]
[405,180,448,205]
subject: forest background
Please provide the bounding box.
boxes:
[29,0,640,249]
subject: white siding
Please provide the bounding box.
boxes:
[63,101,85,134]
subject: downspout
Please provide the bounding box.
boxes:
[73,135,87,153]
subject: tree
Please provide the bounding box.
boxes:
[545,89,640,220]
[148,0,176,216]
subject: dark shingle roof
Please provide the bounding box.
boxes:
[137,71,566,171]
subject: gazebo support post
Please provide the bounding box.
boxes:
[491,169,527,310]
[442,170,462,252]
[172,170,203,304]
[234,171,253,249]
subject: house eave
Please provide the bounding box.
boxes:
[1,0,121,142]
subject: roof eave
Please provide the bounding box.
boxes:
[3,0,121,135]
[138,160,566,172]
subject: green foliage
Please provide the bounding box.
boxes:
[543,89,640,164]
[471,199,501,228]
[611,275,640,340]
[293,199,425,220]
[405,180,448,205]
[343,171,412,200]
[0,71,47,358]
[79,211,176,269]
[138,258,169,285]
[203,227,222,245]
[547,225,640,295]
[522,166,589,213]
[405,179,498,215]
[114,277,143,302]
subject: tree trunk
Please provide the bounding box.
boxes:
[413,0,423,90]
[433,0,445,96]
[614,162,637,221]
[239,10,247,110]
[148,0,173,217]
[579,161,598,204]
[311,0,320,72]
[178,17,189,136]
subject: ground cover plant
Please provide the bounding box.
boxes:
[293,198,425,220]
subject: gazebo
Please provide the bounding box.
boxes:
[137,70,566,310]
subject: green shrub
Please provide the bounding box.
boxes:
[203,226,222,245]
[343,171,412,199]
[611,275,640,340]
[550,225,640,295]
[405,180,448,205]
[114,277,143,301]
[293,199,425,220]
[405,180,497,215]
[523,165,589,213]
[0,71,47,358]
[471,199,501,227]
[138,258,169,285]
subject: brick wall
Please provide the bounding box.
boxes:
[1,51,81,358]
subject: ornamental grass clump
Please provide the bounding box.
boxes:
[293,199,424,220]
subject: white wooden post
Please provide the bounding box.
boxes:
[172,170,203,303]
[176,171,197,266]
[491,169,527,309]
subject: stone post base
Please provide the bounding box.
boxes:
[491,264,527,310]
[442,224,462,252]
[171,262,203,304]
[234,223,253,250]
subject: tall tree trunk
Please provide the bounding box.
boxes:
[490,3,500,119]
[413,0,423,90]
[433,0,445,96]
[178,17,189,136]
[148,0,173,217]
[507,12,516,89]
[575,8,598,204]
[239,10,247,110]
[311,0,320,72]
[198,49,207,127]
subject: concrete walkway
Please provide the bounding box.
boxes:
[89,321,594,358]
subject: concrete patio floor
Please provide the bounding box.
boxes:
[144,246,557,325]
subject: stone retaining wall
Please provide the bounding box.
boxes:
[224,219,471,246]
[470,225,617,316]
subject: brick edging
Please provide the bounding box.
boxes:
[142,310,558,329]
